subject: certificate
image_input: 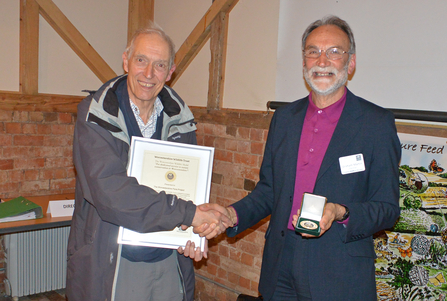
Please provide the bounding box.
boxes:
[117,137,214,251]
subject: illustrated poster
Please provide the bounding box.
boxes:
[375,133,447,300]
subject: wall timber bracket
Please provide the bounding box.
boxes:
[191,107,272,130]
[0,92,82,113]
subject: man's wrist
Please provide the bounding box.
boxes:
[337,204,350,222]
[227,206,238,226]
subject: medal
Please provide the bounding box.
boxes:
[300,220,318,230]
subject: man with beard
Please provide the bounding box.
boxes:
[198,15,401,300]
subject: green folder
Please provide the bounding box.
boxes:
[0,196,43,222]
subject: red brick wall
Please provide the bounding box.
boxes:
[0,111,76,198]
[0,108,272,299]
[193,121,270,300]
[0,110,77,294]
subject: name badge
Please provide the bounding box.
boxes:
[339,154,365,175]
[47,200,75,217]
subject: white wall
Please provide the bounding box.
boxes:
[0,0,20,92]
[0,1,280,111]
[0,0,127,96]
[3,1,447,112]
[155,0,211,108]
[276,0,447,112]
[225,0,280,110]
[38,0,128,95]
[156,0,281,110]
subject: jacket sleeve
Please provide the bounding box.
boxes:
[73,98,196,233]
[338,109,401,243]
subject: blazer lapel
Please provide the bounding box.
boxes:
[316,90,364,181]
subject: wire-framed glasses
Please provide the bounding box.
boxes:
[303,47,350,60]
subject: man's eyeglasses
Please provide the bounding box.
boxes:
[303,47,351,60]
[133,56,169,73]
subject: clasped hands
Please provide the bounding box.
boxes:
[178,203,237,261]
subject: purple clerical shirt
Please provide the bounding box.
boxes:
[287,88,347,230]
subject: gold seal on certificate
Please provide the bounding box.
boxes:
[165,171,176,182]
[117,137,214,252]
[300,220,318,230]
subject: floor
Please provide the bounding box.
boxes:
[0,289,65,301]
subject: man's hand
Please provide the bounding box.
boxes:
[292,203,346,237]
[192,204,238,238]
[177,240,208,262]
[190,203,233,239]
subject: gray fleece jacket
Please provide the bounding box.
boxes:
[66,75,198,301]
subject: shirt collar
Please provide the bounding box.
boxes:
[307,88,347,123]
[129,97,164,120]
[153,98,164,117]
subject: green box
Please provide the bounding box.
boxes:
[294,193,327,236]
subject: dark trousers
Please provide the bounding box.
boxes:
[270,230,313,301]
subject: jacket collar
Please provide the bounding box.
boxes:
[86,75,196,144]
[87,75,130,144]
[317,89,364,181]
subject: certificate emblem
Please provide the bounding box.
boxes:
[300,220,318,230]
[165,171,176,182]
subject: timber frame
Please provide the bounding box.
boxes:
[0,0,238,113]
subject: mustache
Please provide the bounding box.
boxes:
[305,66,339,75]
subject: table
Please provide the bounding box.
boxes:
[0,193,74,235]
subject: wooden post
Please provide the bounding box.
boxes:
[20,0,40,95]
[127,0,154,43]
[207,11,229,110]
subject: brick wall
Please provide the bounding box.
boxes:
[0,110,77,294]
[0,110,76,198]
[0,107,273,300]
[192,110,272,300]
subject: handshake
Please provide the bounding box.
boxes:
[191,203,237,239]
[178,203,237,260]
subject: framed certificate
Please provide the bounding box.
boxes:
[117,137,214,251]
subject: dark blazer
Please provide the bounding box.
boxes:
[227,89,401,301]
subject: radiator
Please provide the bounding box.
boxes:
[4,226,70,298]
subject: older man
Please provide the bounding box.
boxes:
[200,15,401,300]
[66,25,229,301]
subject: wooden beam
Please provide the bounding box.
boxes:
[190,106,272,130]
[0,91,82,113]
[207,11,229,110]
[127,0,154,43]
[168,0,239,86]
[36,0,117,83]
[20,0,40,95]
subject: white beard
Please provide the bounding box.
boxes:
[303,63,349,96]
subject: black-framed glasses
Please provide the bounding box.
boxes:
[303,47,350,60]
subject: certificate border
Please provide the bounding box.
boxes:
[118,137,214,251]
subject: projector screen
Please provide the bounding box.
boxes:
[276,0,447,113]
